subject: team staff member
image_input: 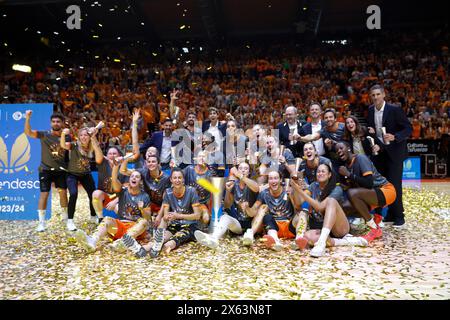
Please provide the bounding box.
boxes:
[24,110,69,232]
[300,108,345,169]
[277,106,305,157]
[367,84,412,227]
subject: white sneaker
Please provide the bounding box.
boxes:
[110,239,127,253]
[194,230,219,249]
[66,219,77,231]
[242,229,254,246]
[74,230,97,252]
[310,243,326,257]
[272,242,283,252]
[61,212,68,223]
[36,221,46,232]
[377,221,385,228]
[341,234,369,247]
[90,216,99,224]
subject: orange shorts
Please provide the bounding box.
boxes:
[103,193,117,207]
[150,203,161,215]
[110,219,148,241]
[276,220,295,239]
[371,182,397,210]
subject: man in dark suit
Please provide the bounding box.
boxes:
[139,118,177,170]
[276,106,305,158]
[201,107,227,138]
[367,84,412,228]
[299,102,327,156]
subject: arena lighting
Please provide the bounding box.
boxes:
[182,47,189,53]
[12,64,31,73]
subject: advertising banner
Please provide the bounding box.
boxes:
[403,157,421,180]
[0,104,53,220]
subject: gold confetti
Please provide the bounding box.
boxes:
[0,188,448,299]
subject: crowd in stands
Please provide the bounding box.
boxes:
[1,29,448,149]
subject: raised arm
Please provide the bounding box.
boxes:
[24,110,38,138]
[119,158,133,176]
[169,89,180,122]
[229,167,259,193]
[60,128,72,150]
[223,180,235,209]
[111,160,122,193]
[90,128,104,164]
[131,108,141,161]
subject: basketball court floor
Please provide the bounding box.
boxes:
[0,180,449,300]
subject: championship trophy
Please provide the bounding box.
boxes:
[367,136,378,155]
[283,178,290,200]
[208,177,225,234]
[289,128,295,145]
[381,127,390,145]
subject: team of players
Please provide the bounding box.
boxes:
[25,86,406,258]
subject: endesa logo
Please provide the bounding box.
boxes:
[0,133,31,174]
[0,179,40,190]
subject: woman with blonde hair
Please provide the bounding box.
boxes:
[61,126,103,231]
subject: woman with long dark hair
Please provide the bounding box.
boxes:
[343,115,380,158]
[291,163,368,257]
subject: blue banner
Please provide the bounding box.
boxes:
[0,104,53,219]
[403,157,421,180]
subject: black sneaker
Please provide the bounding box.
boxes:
[149,228,165,258]
[122,234,147,258]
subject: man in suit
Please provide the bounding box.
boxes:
[140,118,177,170]
[299,102,326,156]
[202,107,226,141]
[367,84,412,228]
[276,106,305,158]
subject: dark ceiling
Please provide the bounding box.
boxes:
[0,0,447,45]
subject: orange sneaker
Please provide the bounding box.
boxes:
[295,237,308,250]
[263,235,283,251]
[374,214,383,225]
[362,227,382,243]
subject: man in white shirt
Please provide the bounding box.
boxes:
[276,106,305,158]
[299,103,326,156]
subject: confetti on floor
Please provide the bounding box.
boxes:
[0,188,449,300]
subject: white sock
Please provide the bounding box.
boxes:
[38,210,46,222]
[268,229,281,243]
[61,207,68,221]
[317,227,331,247]
[245,228,254,239]
[367,218,377,229]
[67,219,74,224]
[212,215,232,239]
[333,238,348,246]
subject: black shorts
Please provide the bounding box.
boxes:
[167,223,198,247]
[225,208,252,232]
[39,170,67,192]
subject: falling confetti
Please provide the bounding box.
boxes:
[0,188,448,300]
